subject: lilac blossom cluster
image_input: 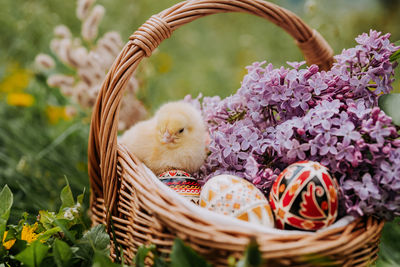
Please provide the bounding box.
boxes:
[187,30,400,220]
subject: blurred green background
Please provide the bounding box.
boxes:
[0,0,399,265]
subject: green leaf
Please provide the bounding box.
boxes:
[236,238,262,267]
[77,188,85,207]
[39,210,57,230]
[72,224,110,263]
[153,257,168,267]
[80,224,110,252]
[37,226,62,243]
[170,238,212,267]
[0,185,13,242]
[390,41,400,62]
[14,240,49,267]
[92,252,122,267]
[378,93,400,126]
[53,239,72,267]
[9,239,28,255]
[54,219,76,243]
[390,50,400,62]
[135,244,156,267]
[378,218,400,265]
[59,181,75,212]
[134,244,167,267]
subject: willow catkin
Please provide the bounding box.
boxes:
[81,5,105,42]
[60,86,74,97]
[72,82,90,107]
[47,74,75,88]
[78,68,97,88]
[102,31,122,47]
[54,25,72,39]
[119,97,148,131]
[50,39,61,55]
[91,47,115,68]
[70,47,89,68]
[35,54,55,70]
[126,77,139,94]
[76,0,96,20]
[97,31,123,56]
[56,39,74,67]
[65,47,82,68]
[37,0,147,130]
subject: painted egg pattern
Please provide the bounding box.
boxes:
[200,174,274,227]
[269,161,339,231]
[158,170,201,205]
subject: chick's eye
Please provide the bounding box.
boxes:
[178,128,184,133]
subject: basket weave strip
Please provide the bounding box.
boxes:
[88,0,383,265]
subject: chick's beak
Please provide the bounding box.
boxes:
[161,131,174,144]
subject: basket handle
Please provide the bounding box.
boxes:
[88,0,335,219]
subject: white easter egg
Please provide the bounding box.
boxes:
[200,174,274,227]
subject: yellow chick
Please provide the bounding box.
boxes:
[120,101,207,175]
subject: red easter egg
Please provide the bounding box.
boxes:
[159,170,201,205]
[269,161,339,231]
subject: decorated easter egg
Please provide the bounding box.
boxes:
[269,161,339,231]
[200,174,274,227]
[158,170,201,205]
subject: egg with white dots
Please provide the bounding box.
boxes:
[200,174,274,228]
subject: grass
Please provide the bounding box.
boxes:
[0,74,90,223]
[0,0,400,265]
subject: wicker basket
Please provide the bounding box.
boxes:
[88,0,384,265]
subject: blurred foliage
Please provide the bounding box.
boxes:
[0,0,400,265]
[377,218,400,267]
[0,67,90,223]
[1,0,400,110]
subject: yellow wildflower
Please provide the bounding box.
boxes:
[2,231,16,250]
[0,63,32,94]
[6,93,35,107]
[21,223,40,244]
[46,105,73,124]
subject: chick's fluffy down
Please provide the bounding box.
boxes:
[120,101,207,175]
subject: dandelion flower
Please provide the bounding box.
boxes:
[0,65,32,93]
[21,223,40,244]
[46,106,72,124]
[2,231,16,250]
[6,93,35,107]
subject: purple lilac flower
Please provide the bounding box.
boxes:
[332,121,361,146]
[190,30,400,220]
[343,173,380,201]
[309,73,328,95]
[286,139,310,160]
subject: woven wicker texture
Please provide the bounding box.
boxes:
[88,0,383,265]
